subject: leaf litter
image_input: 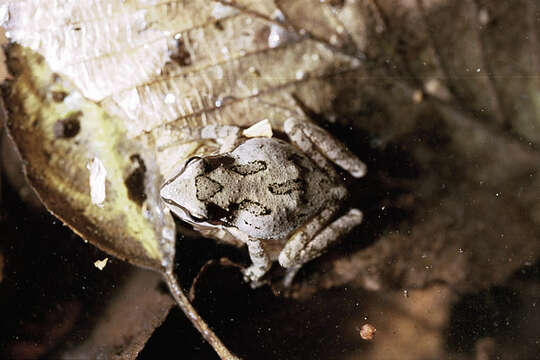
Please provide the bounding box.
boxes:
[1,0,540,358]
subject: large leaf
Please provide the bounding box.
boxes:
[3,45,174,270]
[2,0,540,358]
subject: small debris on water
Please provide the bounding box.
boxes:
[94,258,109,270]
[359,323,377,341]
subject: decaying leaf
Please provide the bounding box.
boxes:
[2,0,540,358]
[58,268,175,360]
[2,45,175,270]
[0,1,371,357]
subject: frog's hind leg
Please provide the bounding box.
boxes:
[284,118,366,178]
[279,207,363,286]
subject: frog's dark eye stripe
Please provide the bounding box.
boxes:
[203,155,235,172]
[230,160,267,175]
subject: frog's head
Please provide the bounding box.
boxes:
[160,156,208,222]
[160,155,234,225]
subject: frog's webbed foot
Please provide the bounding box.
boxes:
[284,118,366,178]
[279,207,363,286]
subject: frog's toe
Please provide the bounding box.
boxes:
[242,265,267,288]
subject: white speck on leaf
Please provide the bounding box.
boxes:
[242,119,273,138]
[211,2,237,19]
[164,93,176,104]
[87,157,107,207]
[267,23,299,49]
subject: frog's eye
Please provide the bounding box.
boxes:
[189,214,207,223]
[185,156,202,168]
[203,155,235,172]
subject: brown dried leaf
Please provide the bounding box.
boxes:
[1,0,363,176]
[2,0,540,357]
[2,45,174,270]
[280,0,540,296]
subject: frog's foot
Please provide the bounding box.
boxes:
[284,118,366,178]
[242,265,269,288]
[282,265,301,288]
[279,208,363,285]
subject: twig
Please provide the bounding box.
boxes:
[163,270,241,360]
[470,0,509,130]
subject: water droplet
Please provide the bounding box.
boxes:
[211,2,237,19]
[215,66,223,79]
[267,24,299,48]
[164,93,176,104]
[268,25,283,48]
[271,9,286,22]
[478,8,489,25]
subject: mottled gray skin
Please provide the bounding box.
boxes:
[161,119,365,286]
[160,137,347,240]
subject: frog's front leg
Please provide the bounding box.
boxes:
[279,207,363,286]
[242,237,273,288]
[284,118,367,178]
[228,228,272,286]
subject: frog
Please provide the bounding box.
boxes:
[160,118,366,286]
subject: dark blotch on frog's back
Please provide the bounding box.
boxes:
[231,160,267,176]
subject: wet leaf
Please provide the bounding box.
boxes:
[3,45,175,270]
[276,0,540,296]
[1,0,364,176]
[58,268,174,360]
[2,0,540,358]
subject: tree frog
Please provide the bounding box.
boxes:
[160,118,366,286]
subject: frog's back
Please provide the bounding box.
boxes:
[228,138,346,240]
